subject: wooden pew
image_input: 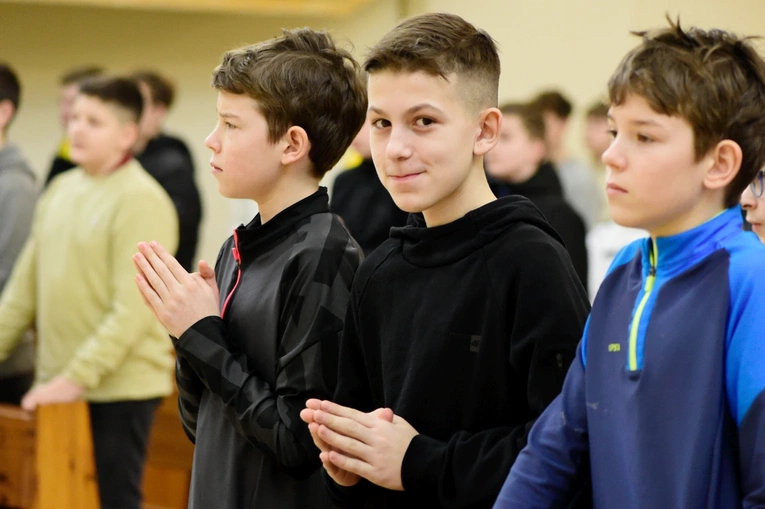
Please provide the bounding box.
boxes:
[0,401,99,509]
[0,394,194,509]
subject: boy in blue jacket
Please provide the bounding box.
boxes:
[494,18,765,509]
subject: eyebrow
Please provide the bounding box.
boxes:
[369,103,445,116]
[607,114,664,128]
[218,111,241,120]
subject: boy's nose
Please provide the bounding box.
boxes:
[204,130,220,152]
[741,184,757,210]
[601,139,624,172]
[385,127,412,160]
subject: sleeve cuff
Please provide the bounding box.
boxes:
[401,434,447,495]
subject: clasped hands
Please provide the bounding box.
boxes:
[299,399,419,491]
[132,241,220,339]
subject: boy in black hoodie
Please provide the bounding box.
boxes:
[485,102,588,286]
[132,29,367,509]
[300,13,590,508]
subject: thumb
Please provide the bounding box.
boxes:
[198,259,215,280]
[371,407,395,422]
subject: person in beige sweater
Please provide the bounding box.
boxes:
[0,76,177,509]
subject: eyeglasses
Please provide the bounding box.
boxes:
[750,170,765,198]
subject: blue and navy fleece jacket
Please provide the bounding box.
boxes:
[494,206,765,509]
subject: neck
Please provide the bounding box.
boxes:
[423,161,496,227]
[82,151,131,176]
[649,193,726,239]
[256,172,320,225]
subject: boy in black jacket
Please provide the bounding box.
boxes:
[301,13,590,508]
[132,29,367,509]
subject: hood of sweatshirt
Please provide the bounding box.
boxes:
[0,143,35,181]
[389,194,562,267]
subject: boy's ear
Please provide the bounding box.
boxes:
[0,99,15,131]
[474,107,502,156]
[280,125,311,166]
[119,121,140,153]
[703,139,742,192]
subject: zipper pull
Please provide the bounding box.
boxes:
[231,247,241,267]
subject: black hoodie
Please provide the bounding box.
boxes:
[328,195,591,508]
[490,162,588,288]
[136,134,202,271]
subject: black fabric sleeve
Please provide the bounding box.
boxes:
[173,250,355,479]
[545,204,589,290]
[398,234,590,507]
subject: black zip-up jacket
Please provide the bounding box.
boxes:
[327,196,591,508]
[175,188,360,509]
[489,162,588,289]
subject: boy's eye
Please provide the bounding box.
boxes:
[371,118,390,129]
[636,133,653,143]
[225,122,236,129]
[414,117,434,127]
[607,129,617,139]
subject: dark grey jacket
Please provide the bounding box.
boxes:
[0,143,36,377]
[175,188,360,508]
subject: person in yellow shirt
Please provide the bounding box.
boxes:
[0,75,178,509]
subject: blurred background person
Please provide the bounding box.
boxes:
[45,65,103,186]
[485,102,588,287]
[533,89,603,230]
[0,62,36,405]
[131,70,202,271]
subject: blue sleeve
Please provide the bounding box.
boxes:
[493,332,590,509]
[725,252,765,506]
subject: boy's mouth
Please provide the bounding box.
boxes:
[210,162,223,174]
[606,182,627,194]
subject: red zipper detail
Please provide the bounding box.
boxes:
[220,230,242,319]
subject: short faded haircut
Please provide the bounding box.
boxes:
[363,12,500,111]
[212,28,368,178]
[500,102,545,141]
[78,76,143,124]
[609,17,765,208]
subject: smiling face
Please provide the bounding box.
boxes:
[204,90,284,201]
[603,94,723,237]
[367,70,498,226]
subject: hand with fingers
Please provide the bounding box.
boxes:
[300,399,418,491]
[133,241,221,338]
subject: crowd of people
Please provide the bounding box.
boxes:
[0,10,764,509]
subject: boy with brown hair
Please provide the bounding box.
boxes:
[300,12,590,508]
[132,28,367,508]
[485,102,588,286]
[0,75,178,509]
[495,18,765,509]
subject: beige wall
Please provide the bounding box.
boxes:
[1,0,763,262]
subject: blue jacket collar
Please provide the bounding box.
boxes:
[640,207,743,278]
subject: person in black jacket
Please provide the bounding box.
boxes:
[131,29,367,509]
[485,102,589,287]
[331,119,409,256]
[300,13,591,508]
[132,71,202,271]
